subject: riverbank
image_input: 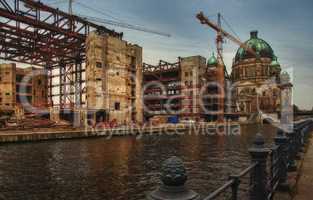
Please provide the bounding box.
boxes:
[0,122,241,143]
[0,126,184,143]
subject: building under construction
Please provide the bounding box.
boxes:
[0,0,143,127]
[143,55,227,122]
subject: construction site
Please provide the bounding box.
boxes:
[0,0,293,132]
[0,0,147,129]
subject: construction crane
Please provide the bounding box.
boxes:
[196,11,253,123]
[196,11,256,59]
[196,11,259,122]
[61,0,170,37]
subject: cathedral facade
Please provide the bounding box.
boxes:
[231,31,289,116]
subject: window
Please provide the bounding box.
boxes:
[5,93,10,96]
[116,72,120,76]
[185,72,188,77]
[38,80,42,85]
[0,98,2,103]
[96,62,102,68]
[115,102,120,110]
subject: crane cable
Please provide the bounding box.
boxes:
[220,14,241,41]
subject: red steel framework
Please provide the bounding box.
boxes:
[0,0,122,110]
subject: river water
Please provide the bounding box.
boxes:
[0,124,277,200]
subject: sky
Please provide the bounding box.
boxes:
[7,0,313,109]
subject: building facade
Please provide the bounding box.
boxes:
[0,63,48,118]
[231,31,289,118]
[85,32,143,125]
[143,56,211,122]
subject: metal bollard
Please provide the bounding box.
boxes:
[248,133,270,200]
[146,156,201,200]
[274,128,289,190]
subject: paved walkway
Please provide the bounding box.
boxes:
[294,138,313,200]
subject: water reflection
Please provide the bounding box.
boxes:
[0,124,277,200]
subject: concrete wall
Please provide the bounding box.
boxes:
[180,56,206,121]
[32,68,48,108]
[0,63,48,117]
[0,63,16,112]
[85,32,143,125]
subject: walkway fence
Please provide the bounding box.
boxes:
[147,119,313,200]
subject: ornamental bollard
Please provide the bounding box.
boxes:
[146,156,201,200]
[274,128,289,190]
[249,133,270,200]
[286,131,297,172]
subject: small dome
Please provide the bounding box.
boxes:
[207,53,218,67]
[270,56,280,67]
[235,31,274,62]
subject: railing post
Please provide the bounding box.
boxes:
[294,127,302,160]
[146,156,201,200]
[299,126,306,152]
[229,175,240,200]
[286,130,297,172]
[249,133,270,200]
[274,128,289,190]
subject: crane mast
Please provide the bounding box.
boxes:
[196,11,259,123]
[216,13,223,65]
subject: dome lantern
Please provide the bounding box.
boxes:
[234,31,275,63]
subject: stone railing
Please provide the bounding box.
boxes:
[147,119,313,200]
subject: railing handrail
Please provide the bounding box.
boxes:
[203,179,234,200]
[147,119,313,200]
[202,119,313,200]
[203,162,258,200]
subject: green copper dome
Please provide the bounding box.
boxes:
[207,53,218,67]
[270,56,280,67]
[235,31,274,62]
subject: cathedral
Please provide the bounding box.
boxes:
[230,31,292,119]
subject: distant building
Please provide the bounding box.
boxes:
[0,63,48,118]
[231,31,291,119]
